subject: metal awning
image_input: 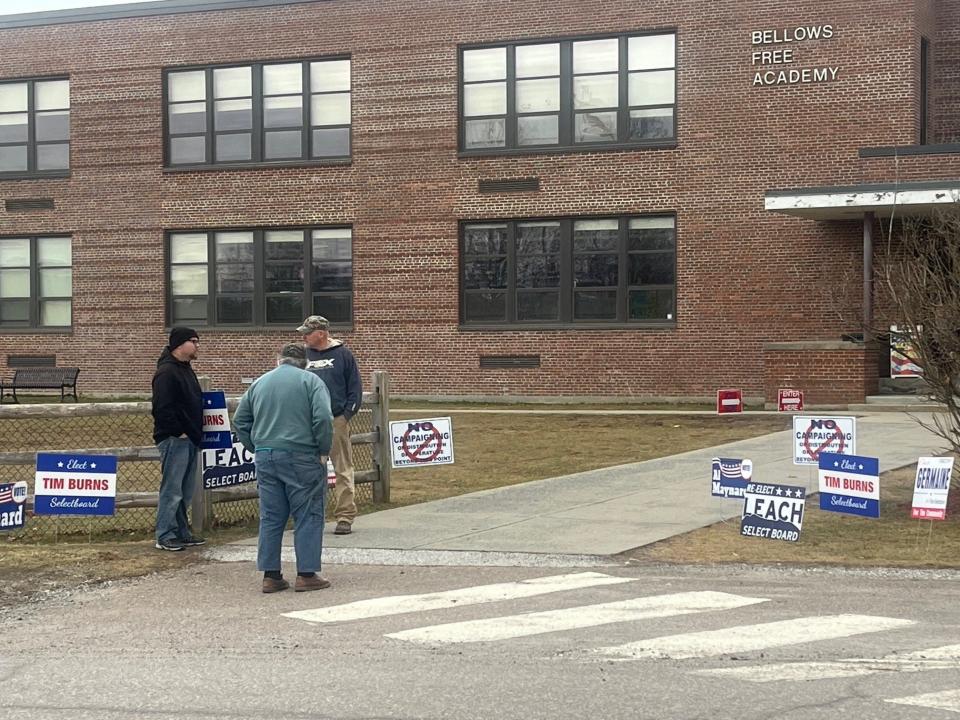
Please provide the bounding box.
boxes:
[765,180,960,219]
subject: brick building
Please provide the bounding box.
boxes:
[0,0,957,403]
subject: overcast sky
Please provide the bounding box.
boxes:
[1,0,168,15]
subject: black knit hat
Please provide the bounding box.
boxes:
[169,327,199,350]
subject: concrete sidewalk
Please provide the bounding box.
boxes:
[228,412,948,560]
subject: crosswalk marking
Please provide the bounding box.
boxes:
[282,572,634,624]
[596,614,915,660]
[696,643,960,682]
[385,591,767,644]
[886,689,960,713]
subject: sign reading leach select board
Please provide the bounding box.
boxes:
[740,482,806,542]
[793,416,856,465]
[390,418,454,468]
[34,453,117,516]
[911,456,955,520]
[203,434,337,490]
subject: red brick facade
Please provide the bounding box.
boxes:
[0,0,958,402]
[763,341,879,407]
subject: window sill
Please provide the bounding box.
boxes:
[162,158,352,173]
[859,143,960,158]
[458,141,677,160]
[459,322,676,332]
[0,171,70,182]
[0,326,72,334]
[164,325,355,334]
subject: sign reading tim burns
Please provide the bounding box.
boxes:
[34,453,118,516]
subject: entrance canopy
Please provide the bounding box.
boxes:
[765,179,960,220]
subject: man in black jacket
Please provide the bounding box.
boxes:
[151,327,205,551]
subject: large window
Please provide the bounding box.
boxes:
[0,78,70,176]
[167,227,352,326]
[460,32,675,152]
[0,236,72,327]
[165,58,351,167]
[461,216,675,325]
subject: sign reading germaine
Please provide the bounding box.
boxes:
[911,456,955,520]
[750,24,838,87]
[389,417,454,468]
[34,453,117,516]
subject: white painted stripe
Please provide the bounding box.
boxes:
[886,689,960,713]
[283,572,634,624]
[386,591,767,644]
[597,614,914,660]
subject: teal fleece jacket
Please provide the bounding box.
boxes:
[233,364,333,455]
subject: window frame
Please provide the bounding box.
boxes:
[458,30,677,156]
[0,75,71,179]
[459,215,677,329]
[165,226,354,329]
[162,56,352,170]
[0,235,73,329]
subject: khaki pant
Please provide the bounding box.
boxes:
[329,414,356,524]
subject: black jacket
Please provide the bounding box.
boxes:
[151,347,204,446]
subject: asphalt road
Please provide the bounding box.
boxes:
[2,559,960,720]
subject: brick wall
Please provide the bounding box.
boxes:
[763,341,880,406]
[0,0,953,400]
[935,0,960,142]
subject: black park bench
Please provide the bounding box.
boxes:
[0,367,80,403]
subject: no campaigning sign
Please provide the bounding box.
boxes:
[793,416,856,465]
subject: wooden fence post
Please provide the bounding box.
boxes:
[372,370,391,503]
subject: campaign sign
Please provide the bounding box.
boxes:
[0,481,28,531]
[818,452,880,518]
[716,388,743,414]
[202,433,256,490]
[793,416,856,465]
[911,456,955,520]
[778,389,804,412]
[389,417,454,468]
[201,391,232,450]
[740,482,805,542]
[34,453,117,516]
[711,457,753,499]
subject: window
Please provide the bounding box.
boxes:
[0,236,72,327]
[167,227,352,326]
[461,216,675,325]
[0,78,70,176]
[165,58,350,167]
[460,32,675,152]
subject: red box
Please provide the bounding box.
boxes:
[717,388,743,414]
[778,389,804,412]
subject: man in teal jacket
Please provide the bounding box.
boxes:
[234,342,334,593]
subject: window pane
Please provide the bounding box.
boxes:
[172,297,206,323]
[517,222,560,253]
[265,264,303,292]
[0,145,28,172]
[215,133,251,161]
[37,143,69,170]
[629,288,674,320]
[0,83,28,112]
[265,130,302,159]
[574,74,618,109]
[311,127,350,157]
[40,268,71,296]
[216,295,253,324]
[574,219,618,250]
[464,224,508,255]
[264,96,302,128]
[38,237,71,266]
[516,43,559,78]
[517,291,559,321]
[171,265,207,295]
[35,110,69,141]
[263,63,302,95]
[0,239,30,266]
[0,298,29,322]
[215,232,254,261]
[573,38,619,74]
[629,70,675,106]
[629,252,675,284]
[464,258,506,289]
[312,294,351,322]
[312,262,352,291]
[628,218,676,250]
[311,93,350,125]
[170,136,205,164]
[40,299,71,325]
[518,114,558,146]
[463,47,506,82]
[214,99,252,131]
[171,234,208,263]
[574,255,618,287]
[629,107,674,140]
[0,268,29,297]
[575,112,617,142]
[35,80,69,110]
[629,34,675,71]
[0,113,28,143]
[216,264,254,293]
[574,290,617,319]
[311,60,350,92]
[464,292,505,322]
[168,71,206,103]
[266,231,304,259]
[312,229,351,259]
[464,118,505,148]
[169,102,206,134]
[516,78,559,113]
[464,82,506,116]
[517,257,559,288]
[213,66,251,98]
[266,294,304,323]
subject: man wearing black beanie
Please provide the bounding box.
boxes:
[151,327,204,551]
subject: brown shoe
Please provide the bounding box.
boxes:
[334,521,352,535]
[295,575,332,592]
[262,577,290,594]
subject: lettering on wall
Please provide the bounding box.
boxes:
[750,25,839,87]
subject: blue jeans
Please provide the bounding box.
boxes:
[255,450,326,574]
[156,436,198,543]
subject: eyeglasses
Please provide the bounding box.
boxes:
[189,338,200,345]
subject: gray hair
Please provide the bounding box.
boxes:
[278,341,307,369]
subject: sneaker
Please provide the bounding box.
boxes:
[295,575,332,592]
[262,577,290,594]
[334,521,352,535]
[155,538,185,552]
[180,535,206,546]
